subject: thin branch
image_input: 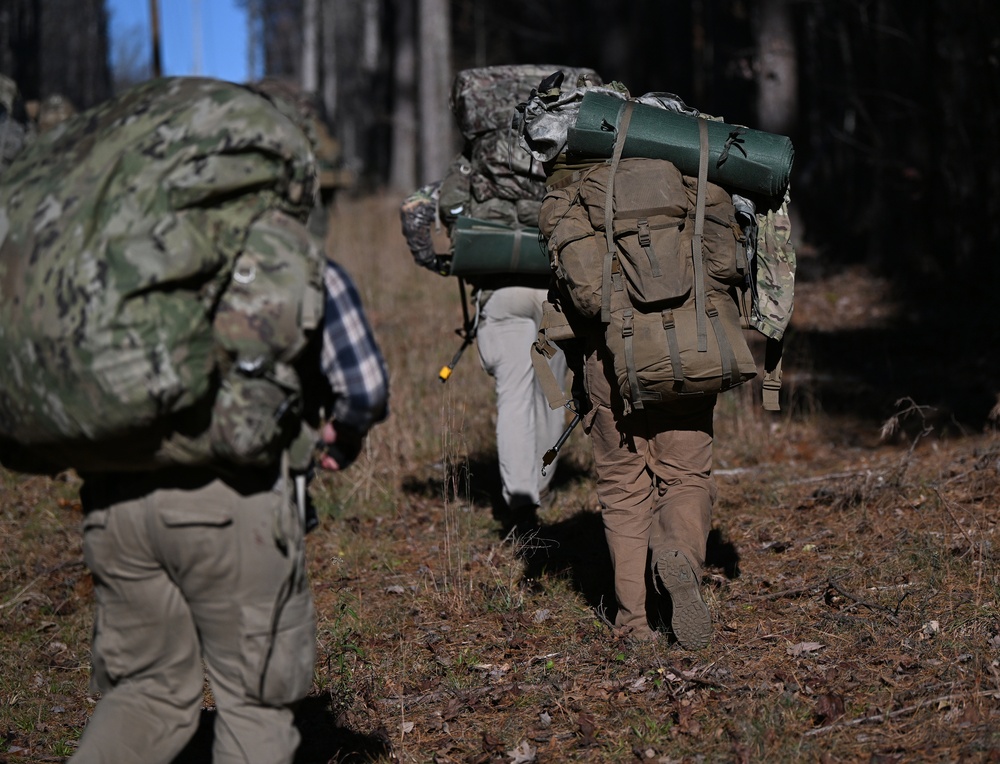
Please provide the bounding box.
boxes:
[826,580,900,625]
[804,690,999,736]
[0,560,85,611]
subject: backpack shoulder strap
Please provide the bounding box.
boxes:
[692,116,710,352]
[600,100,636,324]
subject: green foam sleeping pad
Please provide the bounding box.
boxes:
[448,216,551,277]
[567,91,794,203]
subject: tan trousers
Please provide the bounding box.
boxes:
[583,346,717,637]
[72,469,315,764]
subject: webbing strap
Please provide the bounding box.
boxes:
[762,336,783,411]
[531,336,572,410]
[762,358,782,411]
[510,228,522,271]
[662,309,685,388]
[637,219,662,276]
[600,101,635,324]
[601,249,614,323]
[705,301,737,389]
[692,118,710,352]
[621,308,643,409]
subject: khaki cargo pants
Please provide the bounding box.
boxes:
[72,468,315,764]
[583,345,717,639]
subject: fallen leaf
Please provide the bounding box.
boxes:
[814,693,845,724]
[442,697,462,721]
[482,732,505,754]
[577,712,598,746]
[507,740,537,763]
[786,641,825,657]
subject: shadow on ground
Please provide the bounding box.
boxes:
[784,255,1000,433]
[169,698,392,764]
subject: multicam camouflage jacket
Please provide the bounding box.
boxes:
[0,76,325,475]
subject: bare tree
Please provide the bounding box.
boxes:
[417,0,452,182]
[111,22,153,93]
[754,0,798,135]
[389,0,417,191]
[301,0,318,93]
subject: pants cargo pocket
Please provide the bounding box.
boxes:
[241,580,316,706]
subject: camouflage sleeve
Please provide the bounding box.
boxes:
[749,189,796,341]
[399,180,443,270]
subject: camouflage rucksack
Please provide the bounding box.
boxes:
[0,77,324,474]
[401,65,603,278]
[447,64,602,228]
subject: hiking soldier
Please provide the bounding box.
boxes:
[517,75,796,647]
[0,78,389,763]
[401,65,600,532]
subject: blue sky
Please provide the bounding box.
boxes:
[107,0,251,84]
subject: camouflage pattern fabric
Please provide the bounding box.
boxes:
[750,190,795,341]
[451,66,602,230]
[468,128,546,205]
[0,76,322,474]
[400,181,442,270]
[401,66,602,280]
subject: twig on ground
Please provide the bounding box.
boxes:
[804,690,999,736]
[0,560,85,611]
[826,580,900,625]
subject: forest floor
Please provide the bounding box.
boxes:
[1,195,998,763]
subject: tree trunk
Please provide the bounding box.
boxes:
[389,0,417,192]
[320,0,337,120]
[417,0,452,183]
[301,0,319,93]
[755,0,798,135]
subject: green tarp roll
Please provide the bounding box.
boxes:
[567,91,794,202]
[449,216,551,276]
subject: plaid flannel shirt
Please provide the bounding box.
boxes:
[321,260,390,433]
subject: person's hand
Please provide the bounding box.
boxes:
[317,421,364,471]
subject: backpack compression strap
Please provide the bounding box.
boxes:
[601,100,636,324]
[692,117,710,352]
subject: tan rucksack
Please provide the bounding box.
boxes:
[535,104,757,412]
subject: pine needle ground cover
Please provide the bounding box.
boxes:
[2,196,998,763]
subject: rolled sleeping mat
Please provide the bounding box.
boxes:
[448,216,551,276]
[567,90,794,203]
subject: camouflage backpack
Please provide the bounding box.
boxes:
[445,64,602,229]
[400,65,602,277]
[0,77,325,474]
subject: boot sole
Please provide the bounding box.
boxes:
[655,551,711,649]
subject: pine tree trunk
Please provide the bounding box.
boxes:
[417,0,452,182]
[755,0,798,135]
[301,0,319,93]
[389,0,417,192]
